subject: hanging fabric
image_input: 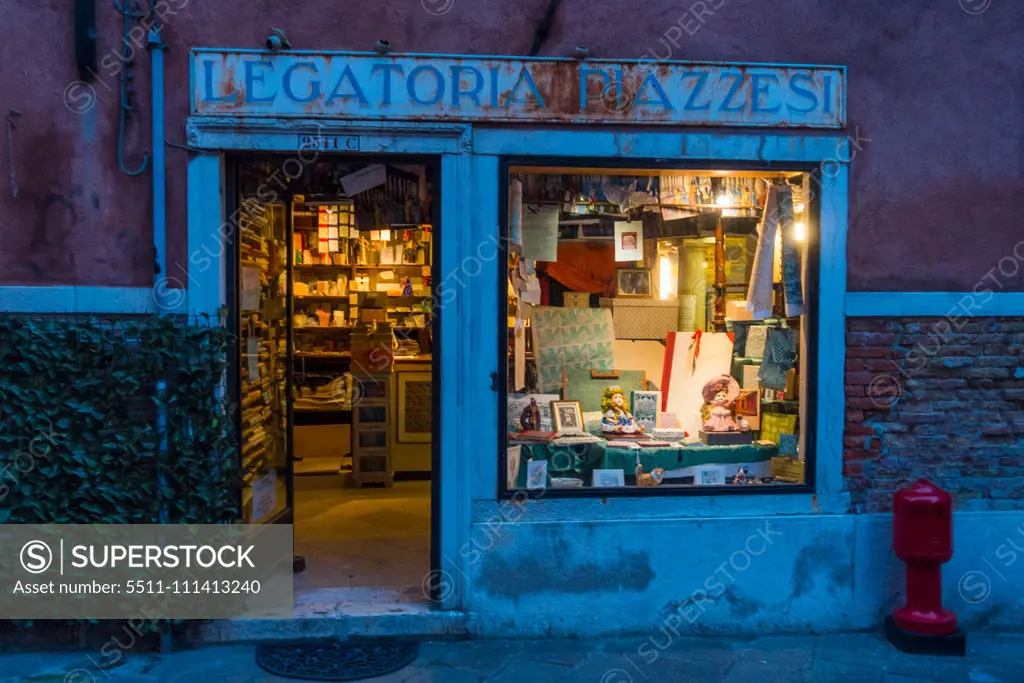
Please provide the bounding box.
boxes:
[746,185,780,319]
[777,186,804,316]
[542,241,617,295]
[758,327,799,390]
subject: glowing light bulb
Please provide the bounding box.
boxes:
[702,261,708,269]
[795,221,805,241]
[715,194,733,207]
[659,256,673,300]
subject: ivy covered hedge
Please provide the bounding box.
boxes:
[0,315,240,524]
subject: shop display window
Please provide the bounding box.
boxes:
[501,164,816,494]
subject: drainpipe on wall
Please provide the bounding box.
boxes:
[148,26,167,289]
[148,23,173,657]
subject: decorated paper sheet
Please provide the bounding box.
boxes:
[532,307,616,393]
[661,331,734,437]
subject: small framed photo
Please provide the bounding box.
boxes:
[616,268,652,298]
[735,389,759,417]
[551,400,584,434]
[592,469,625,488]
[696,466,723,486]
[507,445,522,489]
[614,221,644,261]
[526,459,548,489]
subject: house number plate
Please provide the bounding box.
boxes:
[298,134,359,151]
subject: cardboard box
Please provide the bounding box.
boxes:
[360,309,387,323]
[699,430,754,446]
[563,292,591,308]
[770,456,805,483]
[726,300,753,321]
[613,299,679,340]
[785,369,799,399]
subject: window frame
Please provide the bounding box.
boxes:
[496,155,821,499]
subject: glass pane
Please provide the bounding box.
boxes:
[357,406,388,424]
[504,168,811,492]
[238,180,289,521]
[357,428,388,449]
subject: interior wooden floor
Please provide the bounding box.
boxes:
[293,475,431,596]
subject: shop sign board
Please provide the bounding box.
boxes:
[191,50,845,129]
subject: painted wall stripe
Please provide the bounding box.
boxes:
[846,292,1024,317]
[0,286,186,315]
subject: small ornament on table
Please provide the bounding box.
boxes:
[600,386,645,435]
[635,461,665,486]
[701,374,741,433]
[519,397,541,432]
[734,465,749,484]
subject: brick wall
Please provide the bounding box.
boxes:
[844,317,1024,512]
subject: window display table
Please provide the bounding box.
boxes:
[512,440,778,488]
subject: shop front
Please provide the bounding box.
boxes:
[186,50,868,636]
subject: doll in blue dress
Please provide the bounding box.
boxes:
[599,386,644,435]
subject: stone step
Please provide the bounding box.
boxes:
[186,586,468,644]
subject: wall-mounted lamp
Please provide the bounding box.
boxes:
[376,39,392,55]
[74,0,97,81]
[266,28,291,53]
[379,229,392,242]
[572,46,589,60]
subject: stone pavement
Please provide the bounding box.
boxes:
[2,631,1022,682]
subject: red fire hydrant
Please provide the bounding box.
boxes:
[885,479,965,655]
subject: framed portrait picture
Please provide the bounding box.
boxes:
[614,220,644,261]
[696,466,724,486]
[551,400,584,434]
[526,459,548,489]
[506,393,560,433]
[592,468,626,487]
[396,371,432,443]
[616,268,652,298]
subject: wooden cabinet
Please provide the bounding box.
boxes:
[351,372,394,486]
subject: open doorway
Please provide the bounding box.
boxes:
[231,155,440,608]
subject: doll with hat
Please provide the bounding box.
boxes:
[701,374,741,433]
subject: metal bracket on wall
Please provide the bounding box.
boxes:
[6,109,20,198]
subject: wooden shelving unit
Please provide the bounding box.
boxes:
[350,374,393,487]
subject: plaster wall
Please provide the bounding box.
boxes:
[463,511,1024,638]
[0,1,1021,291]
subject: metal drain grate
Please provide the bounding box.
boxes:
[255,639,419,681]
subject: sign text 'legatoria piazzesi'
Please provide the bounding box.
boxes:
[191,51,845,129]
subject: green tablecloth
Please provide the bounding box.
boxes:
[514,440,778,487]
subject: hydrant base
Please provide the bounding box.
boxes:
[893,605,957,635]
[884,616,966,657]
